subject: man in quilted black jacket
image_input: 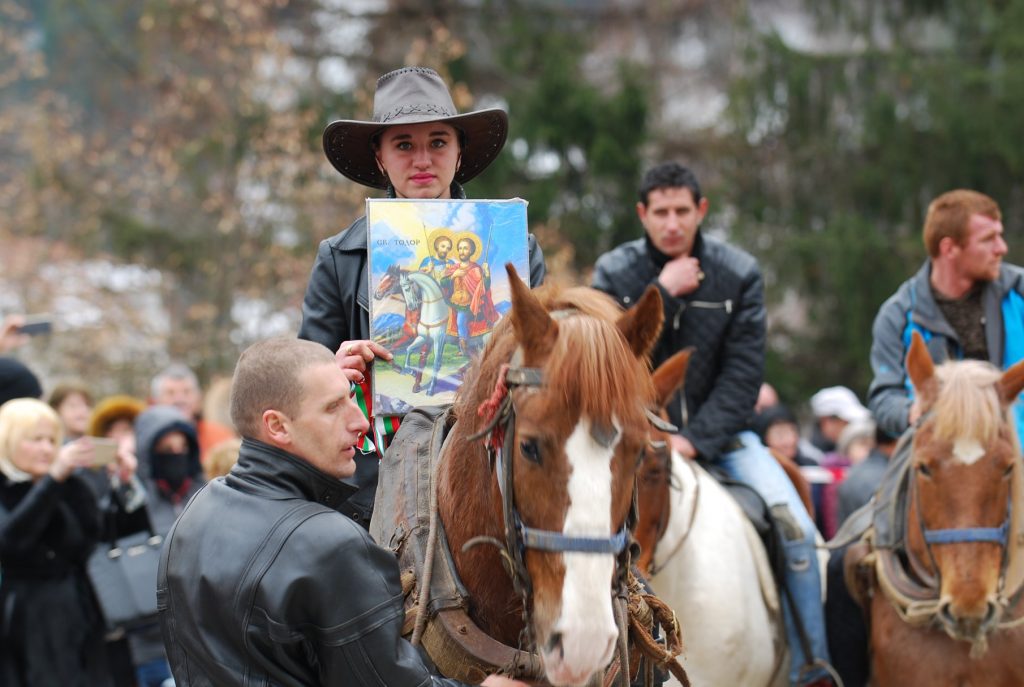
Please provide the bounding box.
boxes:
[593,162,835,687]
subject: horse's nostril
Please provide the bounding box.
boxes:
[938,601,956,627]
[546,631,564,657]
[982,601,999,628]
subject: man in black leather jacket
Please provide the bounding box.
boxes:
[592,163,835,687]
[157,338,526,687]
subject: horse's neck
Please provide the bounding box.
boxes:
[438,430,525,645]
[663,451,700,540]
[410,272,442,298]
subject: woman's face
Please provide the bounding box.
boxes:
[57,392,92,437]
[12,418,59,479]
[375,121,461,199]
[764,421,800,461]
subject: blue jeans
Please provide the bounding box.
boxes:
[718,431,831,686]
[135,658,173,687]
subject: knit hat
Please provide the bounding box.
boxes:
[0,357,43,407]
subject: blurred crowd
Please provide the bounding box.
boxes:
[0,307,891,686]
[752,381,895,541]
[0,314,240,687]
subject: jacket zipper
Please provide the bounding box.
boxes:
[672,299,733,330]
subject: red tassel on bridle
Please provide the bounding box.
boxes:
[476,363,511,452]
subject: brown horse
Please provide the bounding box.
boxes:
[865,331,1024,686]
[434,265,671,687]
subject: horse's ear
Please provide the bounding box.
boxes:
[998,358,1024,408]
[652,347,693,409]
[506,263,557,359]
[906,330,938,406]
[616,286,664,358]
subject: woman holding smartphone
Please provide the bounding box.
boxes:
[0,398,135,687]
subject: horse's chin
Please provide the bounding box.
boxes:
[540,660,602,687]
[539,634,616,687]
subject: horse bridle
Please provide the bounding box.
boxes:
[466,353,676,617]
[468,363,631,606]
[907,422,1019,643]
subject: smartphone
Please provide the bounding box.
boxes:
[16,314,53,337]
[89,438,119,469]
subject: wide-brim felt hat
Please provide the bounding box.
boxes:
[323,67,509,190]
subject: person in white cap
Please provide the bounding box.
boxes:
[808,385,871,455]
[298,67,547,530]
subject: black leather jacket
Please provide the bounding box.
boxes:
[157,439,470,687]
[298,182,547,529]
[592,232,766,459]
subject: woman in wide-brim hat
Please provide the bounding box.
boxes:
[298,67,546,508]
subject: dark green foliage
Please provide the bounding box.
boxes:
[724,0,1024,399]
[468,1,650,266]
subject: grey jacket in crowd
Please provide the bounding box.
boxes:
[867,260,1024,438]
[593,232,766,460]
[157,438,471,687]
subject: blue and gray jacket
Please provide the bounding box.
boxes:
[868,260,1024,438]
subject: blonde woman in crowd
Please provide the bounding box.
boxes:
[0,398,135,687]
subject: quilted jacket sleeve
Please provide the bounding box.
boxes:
[682,264,766,459]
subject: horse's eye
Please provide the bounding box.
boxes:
[1004,463,1015,479]
[917,463,932,478]
[519,439,541,465]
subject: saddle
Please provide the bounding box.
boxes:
[838,427,1024,626]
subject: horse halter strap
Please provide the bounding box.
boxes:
[491,361,632,560]
[923,514,1011,546]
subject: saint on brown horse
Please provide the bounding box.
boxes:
[862,331,1024,686]
[435,265,670,687]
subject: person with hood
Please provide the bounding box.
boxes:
[299,66,547,530]
[130,405,205,687]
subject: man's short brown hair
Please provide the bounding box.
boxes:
[923,189,1001,258]
[229,338,336,439]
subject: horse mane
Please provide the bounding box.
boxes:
[453,284,656,432]
[930,360,1008,446]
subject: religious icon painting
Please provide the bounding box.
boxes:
[367,198,529,414]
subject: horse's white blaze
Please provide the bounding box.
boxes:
[544,417,619,684]
[953,438,985,466]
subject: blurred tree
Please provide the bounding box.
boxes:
[723,0,1024,402]
[0,0,362,382]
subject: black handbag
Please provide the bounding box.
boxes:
[86,495,163,635]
